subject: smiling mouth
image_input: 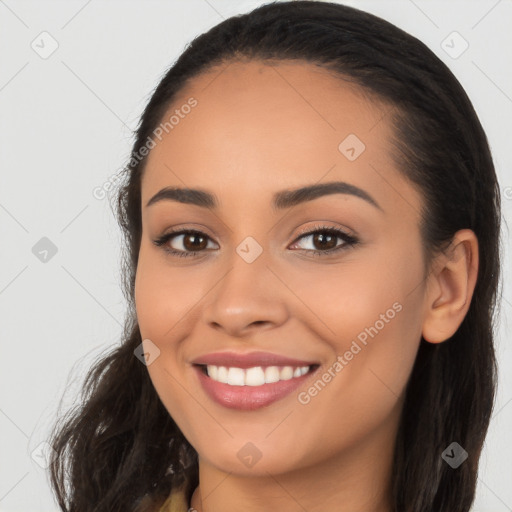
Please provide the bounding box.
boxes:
[195,363,320,386]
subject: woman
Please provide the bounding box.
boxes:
[48,2,502,511]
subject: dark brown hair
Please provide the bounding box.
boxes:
[48,2,502,511]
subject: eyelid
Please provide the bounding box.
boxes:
[159,223,218,240]
[292,222,356,240]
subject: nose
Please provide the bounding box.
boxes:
[201,248,289,338]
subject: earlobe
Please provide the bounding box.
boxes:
[421,229,479,344]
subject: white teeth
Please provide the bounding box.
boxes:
[208,365,218,380]
[280,366,294,380]
[205,364,311,386]
[217,366,228,383]
[245,366,266,386]
[265,366,280,383]
[227,367,245,386]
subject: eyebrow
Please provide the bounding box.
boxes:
[145,181,383,213]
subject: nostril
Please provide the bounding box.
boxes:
[249,321,270,329]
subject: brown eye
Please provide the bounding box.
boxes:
[310,232,338,251]
[153,230,217,258]
[181,232,208,251]
[289,225,359,257]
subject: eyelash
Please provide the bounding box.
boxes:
[152,224,359,259]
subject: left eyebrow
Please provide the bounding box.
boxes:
[145,180,383,213]
[272,181,383,213]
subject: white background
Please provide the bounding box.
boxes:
[0,1,511,510]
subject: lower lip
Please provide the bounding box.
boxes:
[193,365,318,411]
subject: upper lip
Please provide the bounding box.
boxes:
[191,351,319,369]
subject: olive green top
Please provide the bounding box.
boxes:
[158,484,190,512]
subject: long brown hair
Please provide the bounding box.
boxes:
[48,2,502,510]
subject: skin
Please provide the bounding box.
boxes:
[134,60,478,512]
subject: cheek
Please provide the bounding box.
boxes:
[291,297,422,468]
[133,245,213,416]
[287,245,424,414]
[278,252,416,347]
[134,243,203,340]
[134,252,193,425]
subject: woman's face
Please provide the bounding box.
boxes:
[135,60,428,477]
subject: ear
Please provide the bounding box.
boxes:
[422,229,479,344]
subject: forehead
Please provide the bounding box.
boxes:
[141,59,422,218]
